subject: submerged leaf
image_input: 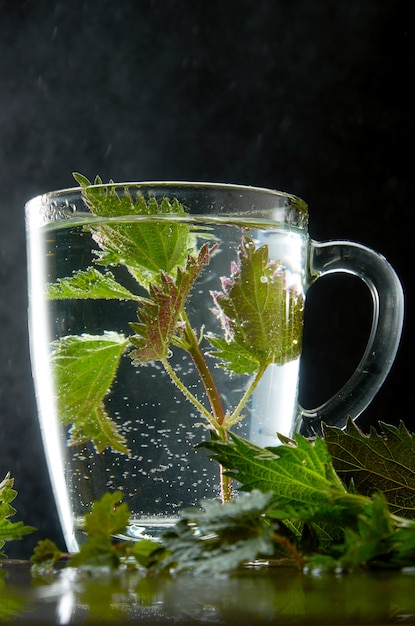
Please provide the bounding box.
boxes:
[208,237,304,374]
[46,267,140,301]
[325,420,415,518]
[129,243,217,363]
[51,332,130,453]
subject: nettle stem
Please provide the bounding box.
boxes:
[164,317,236,502]
[182,320,226,428]
[225,362,268,430]
[161,358,213,425]
[165,318,268,504]
[182,320,234,503]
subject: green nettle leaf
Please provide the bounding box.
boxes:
[386,522,415,569]
[208,237,304,374]
[129,243,217,363]
[82,491,130,537]
[46,267,141,301]
[0,474,35,556]
[30,538,68,571]
[201,432,349,521]
[325,419,415,519]
[205,335,261,375]
[130,538,165,569]
[159,490,277,574]
[69,492,131,570]
[74,174,199,290]
[337,492,397,569]
[304,492,415,572]
[51,332,130,454]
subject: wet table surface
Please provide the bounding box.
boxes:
[1,559,415,624]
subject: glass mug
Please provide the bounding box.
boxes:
[25,182,403,552]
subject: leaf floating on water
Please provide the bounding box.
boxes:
[75,174,202,290]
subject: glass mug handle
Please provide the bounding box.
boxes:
[299,240,404,437]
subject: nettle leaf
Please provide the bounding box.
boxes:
[160,490,277,574]
[30,538,68,571]
[0,474,35,555]
[386,521,415,568]
[129,243,217,363]
[0,473,17,514]
[201,432,347,521]
[338,492,397,569]
[325,419,415,518]
[75,174,200,290]
[208,237,304,374]
[70,492,130,570]
[46,267,140,301]
[206,335,261,375]
[305,492,415,571]
[83,491,130,537]
[130,538,165,569]
[51,332,130,453]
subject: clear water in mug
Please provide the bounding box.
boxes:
[29,216,306,547]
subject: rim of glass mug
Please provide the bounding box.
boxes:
[25,180,309,231]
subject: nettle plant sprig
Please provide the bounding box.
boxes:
[47,174,304,500]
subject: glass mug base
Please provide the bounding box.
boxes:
[72,515,179,550]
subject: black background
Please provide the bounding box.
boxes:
[0,0,412,557]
